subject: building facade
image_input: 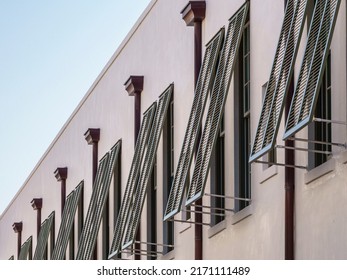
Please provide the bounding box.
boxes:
[1,0,347,260]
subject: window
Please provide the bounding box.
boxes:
[147,157,157,259]
[308,52,332,169]
[112,145,122,259]
[185,2,249,207]
[210,114,225,226]
[163,94,174,253]
[234,20,251,212]
[33,211,55,260]
[76,140,121,260]
[52,182,83,260]
[119,86,172,256]
[249,0,308,162]
[109,104,156,259]
[163,29,225,221]
[283,0,340,141]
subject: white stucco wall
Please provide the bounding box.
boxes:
[1,0,346,260]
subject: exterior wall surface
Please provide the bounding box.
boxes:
[1,0,347,260]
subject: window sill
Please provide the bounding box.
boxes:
[231,204,253,225]
[259,165,278,184]
[160,249,175,260]
[178,219,191,233]
[208,219,227,238]
[304,158,336,184]
[338,150,347,164]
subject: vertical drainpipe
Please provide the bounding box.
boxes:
[181,1,206,260]
[54,167,68,215]
[31,198,43,239]
[124,75,144,260]
[12,222,23,259]
[284,0,295,260]
[54,167,68,258]
[84,128,100,260]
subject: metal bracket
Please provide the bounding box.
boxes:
[288,137,347,148]
[118,240,174,259]
[204,193,251,202]
[168,218,211,226]
[185,209,226,217]
[254,160,307,170]
[276,144,333,155]
[313,117,347,126]
[134,240,174,249]
[122,248,159,258]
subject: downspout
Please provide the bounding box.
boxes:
[12,222,22,259]
[284,0,295,260]
[181,1,206,260]
[124,75,144,260]
[54,167,68,214]
[84,128,100,259]
[54,167,68,258]
[31,198,42,239]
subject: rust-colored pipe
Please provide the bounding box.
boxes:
[54,167,68,214]
[31,198,43,238]
[85,128,100,260]
[124,75,144,260]
[134,92,141,260]
[54,167,68,258]
[285,78,295,260]
[181,1,206,260]
[12,222,23,259]
[284,0,295,260]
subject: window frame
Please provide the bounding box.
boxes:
[234,19,251,213]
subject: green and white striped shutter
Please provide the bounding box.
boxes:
[249,0,308,162]
[163,27,225,222]
[33,211,55,260]
[283,0,341,139]
[76,140,121,260]
[18,236,32,260]
[108,104,156,259]
[185,2,249,206]
[121,85,173,251]
[52,181,83,260]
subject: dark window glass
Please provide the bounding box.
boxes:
[235,20,251,212]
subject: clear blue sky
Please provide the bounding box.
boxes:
[0,0,152,215]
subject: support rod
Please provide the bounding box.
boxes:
[276,144,333,155]
[313,117,347,125]
[204,193,252,202]
[288,137,346,148]
[254,160,307,170]
[169,218,210,226]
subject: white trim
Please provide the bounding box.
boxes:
[231,204,253,225]
[304,158,336,184]
[259,165,278,184]
[337,150,347,164]
[178,219,192,234]
[208,219,227,238]
[160,249,175,260]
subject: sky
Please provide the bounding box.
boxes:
[0,0,152,215]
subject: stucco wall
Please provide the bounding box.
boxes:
[1,0,346,260]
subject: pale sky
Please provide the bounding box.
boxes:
[0,0,152,215]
